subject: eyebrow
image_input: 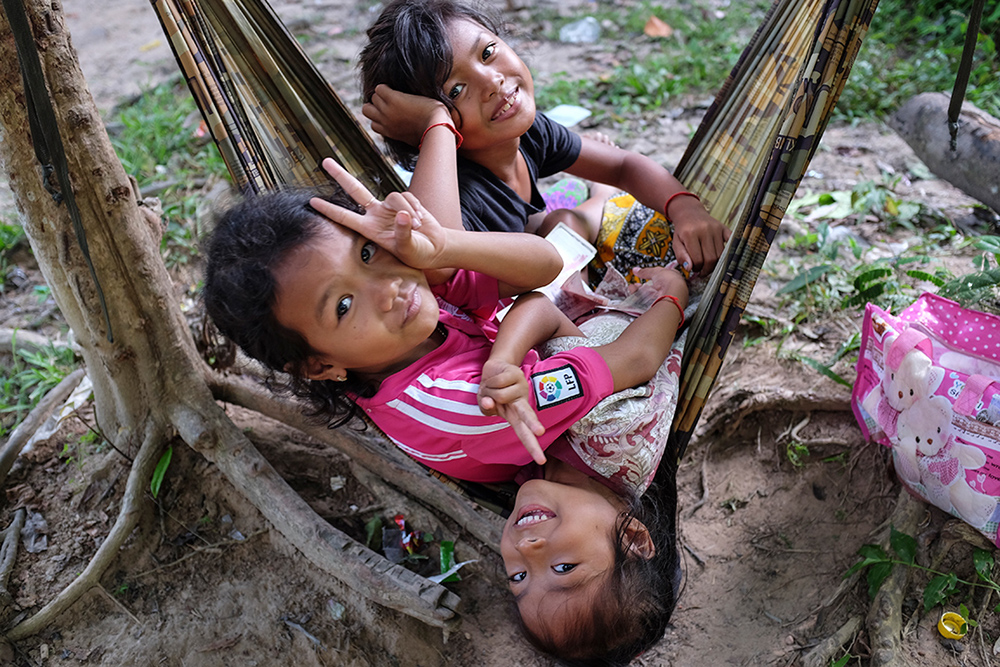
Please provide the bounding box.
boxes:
[313,233,360,324]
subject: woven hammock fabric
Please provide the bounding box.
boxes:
[151,0,403,196]
[152,0,879,458]
[668,0,880,459]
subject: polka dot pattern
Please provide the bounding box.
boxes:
[906,292,1000,363]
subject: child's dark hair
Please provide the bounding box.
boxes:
[358,0,504,170]
[518,464,681,665]
[203,188,367,424]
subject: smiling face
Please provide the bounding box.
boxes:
[270,220,440,381]
[442,18,536,151]
[501,477,653,642]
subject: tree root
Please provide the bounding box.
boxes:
[209,372,504,551]
[6,426,164,640]
[170,396,462,628]
[0,368,86,488]
[0,327,59,356]
[865,487,926,667]
[697,387,851,443]
[802,615,861,667]
[0,509,26,627]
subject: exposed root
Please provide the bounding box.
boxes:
[801,615,861,667]
[697,388,851,443]
[5,427,164,640]
[685,443,711,519]
[0,509,26,626]
[209,371,503,550]
[0,327,58,356]
[0,368,86,488]
[169,398,462,628]
[865,488,925,667]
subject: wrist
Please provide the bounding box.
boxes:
[652,294,685,329]
[664,191,702,223]
[419,122,463,150]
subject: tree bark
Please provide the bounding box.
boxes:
[890,92,1000,214]
[0,0,460,633]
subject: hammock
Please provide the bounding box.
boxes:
[152,0,879,619]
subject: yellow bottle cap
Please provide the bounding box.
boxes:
[938,611,967,639]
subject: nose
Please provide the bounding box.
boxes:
[516,536,546,553]
[480,67,504,100]
[374,276,402,312]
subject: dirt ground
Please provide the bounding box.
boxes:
[1,0,998,665]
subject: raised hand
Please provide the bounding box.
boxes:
[363,84,453,147]
[309,158,449,270]
[478,359,546,465]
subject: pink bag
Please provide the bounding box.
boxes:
[852,293,1000,544]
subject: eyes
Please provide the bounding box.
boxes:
[446,42,498,100]
[335,242,377,320]
[507,563,577,583]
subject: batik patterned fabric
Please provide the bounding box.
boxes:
[590,193,675,284]
[539,268,683,496]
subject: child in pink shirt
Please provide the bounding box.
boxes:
[204,159,684,663]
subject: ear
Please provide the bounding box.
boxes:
[622,517,656,560]
[295,357,346,382]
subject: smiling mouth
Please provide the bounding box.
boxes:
[492,87,518,120]
[515,506,555,527]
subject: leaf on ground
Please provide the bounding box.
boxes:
[644,15,673,38]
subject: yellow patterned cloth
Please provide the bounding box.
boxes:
[591,193,675,284]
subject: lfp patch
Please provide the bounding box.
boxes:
[532,365,583,410]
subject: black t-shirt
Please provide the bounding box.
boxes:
[457,113,582,233]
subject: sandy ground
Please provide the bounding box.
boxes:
[1,0,996,665]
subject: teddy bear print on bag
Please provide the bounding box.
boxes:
[898,394,998,530]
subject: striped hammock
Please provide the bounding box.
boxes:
[152,0,879,464]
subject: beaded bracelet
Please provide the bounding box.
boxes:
[652,294,685,329]
[663,191,700,222]
[419,122,463,150]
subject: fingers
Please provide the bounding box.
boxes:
[321,158,379,210]
[497,402,546,465]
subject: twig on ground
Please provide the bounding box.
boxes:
[801,615,861,667]
[95,585,141,627]
[133,529,267,578]
[0,368,86,488]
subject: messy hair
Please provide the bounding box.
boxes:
[358,0,504,169]
[203,188,371,425]
[517,464,682,665]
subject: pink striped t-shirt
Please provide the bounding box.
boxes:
[352,270,615,483]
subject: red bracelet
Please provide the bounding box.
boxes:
[663,191,700,222]
[652,294,685,328]
[418,122,463,150]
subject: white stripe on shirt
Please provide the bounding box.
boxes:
[386,398,510,436]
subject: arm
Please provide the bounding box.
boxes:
[477,293,583,464]
[566,137,731,276]
[312,159,562,295]
[363,85,464,232]
[593,266,688,392]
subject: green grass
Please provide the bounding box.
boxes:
[0,340,77,438]
[533,1,771,114]
[110,80,228,267]
[0,218,27,291]
[838,0,1000,119]
[534,0,999,121]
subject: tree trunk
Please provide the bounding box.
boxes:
[890,92,1000,214]
[0,0,460,634]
